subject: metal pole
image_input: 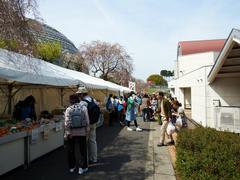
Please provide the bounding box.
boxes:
[60,88,64,106]
[7,84,13,114]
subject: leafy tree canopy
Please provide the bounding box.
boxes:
[147,74,167,86]
[34,41,61,62]
[160,70,174,77]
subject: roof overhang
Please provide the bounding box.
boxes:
[208,29,240,84]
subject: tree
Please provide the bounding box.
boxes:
[107,59,133,86]
[135,79,148,92]
[34,41,61,62]
[79,41,133,81]
[160,69,174,81]
[160,70,168,77]
[147,74,167,86]
[61,51,89,74]
[0,0,40,55]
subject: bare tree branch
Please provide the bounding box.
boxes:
[0,0,40,55]
[79,41,133,81]
[61,51,89,74]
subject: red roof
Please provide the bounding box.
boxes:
[178,39,226,56]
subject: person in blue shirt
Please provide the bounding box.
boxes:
[19,95,37,121]
[125,92,142,131]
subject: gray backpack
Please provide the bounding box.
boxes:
[69,104,87,128]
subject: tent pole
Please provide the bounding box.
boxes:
[60,88,64,106]
[7,84,13,114]
[40,89,44,113]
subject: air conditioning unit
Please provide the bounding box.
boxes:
[216,107,240,133]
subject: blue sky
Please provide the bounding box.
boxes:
[38,0,240,81]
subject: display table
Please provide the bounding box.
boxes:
[0,120,64,175]
[0,131,27,175]
[29,121,64,161]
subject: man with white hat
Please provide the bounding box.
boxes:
[77,86,99,164]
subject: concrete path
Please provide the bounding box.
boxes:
[145,122,176,180]
[1,119,176,180]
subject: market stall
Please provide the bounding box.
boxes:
[0,48,130,175]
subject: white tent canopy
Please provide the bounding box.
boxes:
[0,49,82,86]
[100,80,131,93]
[0,49,130,91]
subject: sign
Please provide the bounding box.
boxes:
[43,124,50,140]
[128,81,136,92]
[31,128,39,144]
[55,122,63,132]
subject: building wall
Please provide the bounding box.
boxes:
[171,63,240,129]
[171,66,209,126]
[175,52,217,78]
[206,77,240,128]
[170,51,222,127]
[170,45,240,130]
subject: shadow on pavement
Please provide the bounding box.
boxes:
[1,120,151,180]
[141,128,156,132]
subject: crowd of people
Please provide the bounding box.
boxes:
[63,87,188,175]
[11,87,187,175]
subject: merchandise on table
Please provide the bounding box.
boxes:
[0,108,65,137]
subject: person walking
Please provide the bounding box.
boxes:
[113,96,119,124]
[106,94,115,126]
[77,86,100,164]
[125,91,142,131]
[140,94,149,121]
[64,94,89,174]
[157,91,174,146]
[118,96,126,126]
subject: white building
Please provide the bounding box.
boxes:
[169,29,240,133]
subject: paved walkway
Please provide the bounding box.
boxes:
[145,122,176,180]
[1,119,176,180]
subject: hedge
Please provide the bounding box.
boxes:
[176,127,240,180]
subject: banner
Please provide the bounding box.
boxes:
[128,81,136,92]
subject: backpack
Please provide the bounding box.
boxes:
[136,96,142,105]
[114,99,119,108]
[84,98,100,124]
[69,104,87,128]
[13,101,24,120]
[117,103,123,112]
[106,98,114,111]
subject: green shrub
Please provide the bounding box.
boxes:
[176,127,240,180]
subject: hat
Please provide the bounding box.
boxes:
[76,86,88,94]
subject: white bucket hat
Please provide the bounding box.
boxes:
[76,86,88,94]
